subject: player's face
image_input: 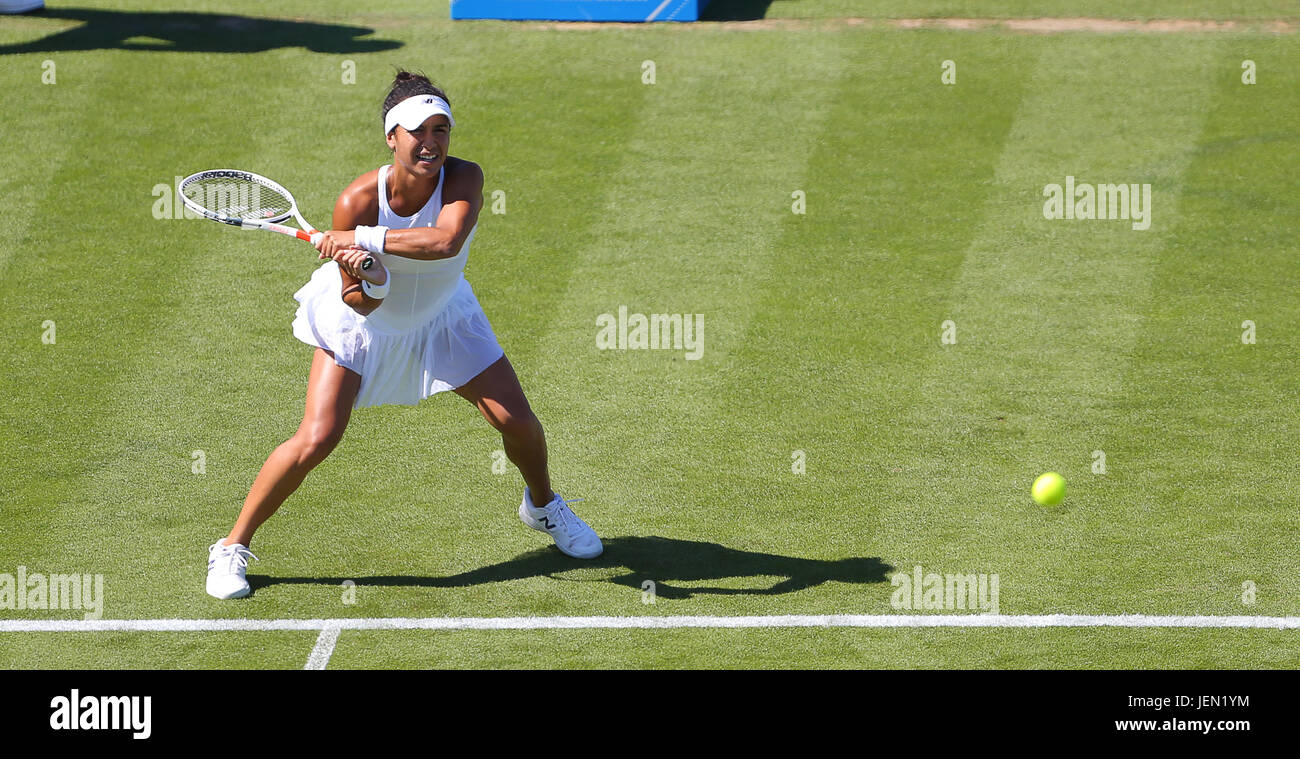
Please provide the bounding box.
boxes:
[387,115,450,178]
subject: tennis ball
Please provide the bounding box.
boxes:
[1032,472,1066,506]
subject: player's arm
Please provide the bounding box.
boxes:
[323,172,386,316]
[381,158,483,260]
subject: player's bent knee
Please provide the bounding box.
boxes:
[295,428,346,467]
[497,409,541,442]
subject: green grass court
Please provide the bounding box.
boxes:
[1,0,1297,668]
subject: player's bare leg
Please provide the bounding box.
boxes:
[208,349,359,599]
[456,355,601,558]
[454,355,552,502]
[225,348,361,547]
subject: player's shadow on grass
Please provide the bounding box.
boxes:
[250,536,893,599]
[0,8,401,55]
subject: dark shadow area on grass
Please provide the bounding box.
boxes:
[248,535,893,599]
[700,0,778,22]
[0,8,401,55]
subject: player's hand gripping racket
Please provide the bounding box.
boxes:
[177,169,372,271]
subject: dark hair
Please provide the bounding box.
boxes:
[382,70,449,130]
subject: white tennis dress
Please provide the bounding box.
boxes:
[291,165,504,408]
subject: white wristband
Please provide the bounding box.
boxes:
[361,266,390,300]
[354,225,388,255]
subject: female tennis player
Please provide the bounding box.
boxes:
[206,71,602,600]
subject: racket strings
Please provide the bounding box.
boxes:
[182,174,293,221]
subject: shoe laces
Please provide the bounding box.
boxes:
[209,542,258,574]
[545,496,585,534]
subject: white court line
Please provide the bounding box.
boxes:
[1,614,1298,632]
[304,626,341,670]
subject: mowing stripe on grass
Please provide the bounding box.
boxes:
[702,33,1032,542]
[890,37,1223,585]
[3,614,1297,632]
[1094,39,1300,578]
[0,58,258,565]
[0,51,175,523]
[526,29,854,500]
[454,31,661,374]
[919,36,1220,435]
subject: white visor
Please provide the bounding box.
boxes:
[384,94,455,135]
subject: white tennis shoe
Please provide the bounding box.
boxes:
[519,489,603,559]
[206,540,257,600]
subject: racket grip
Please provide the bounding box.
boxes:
[308,231,323,246]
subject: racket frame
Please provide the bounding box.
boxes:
[177,169,371,270]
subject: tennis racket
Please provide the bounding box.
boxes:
[177,169,372,270]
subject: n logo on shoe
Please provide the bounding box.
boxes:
[540,516,556,531]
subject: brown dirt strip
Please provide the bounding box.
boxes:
[531,17,1296,33]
